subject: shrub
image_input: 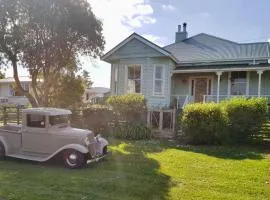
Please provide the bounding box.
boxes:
[180,103,227,144]
[83,104,113,135]
[180,97,268,145]
[222,97,268,143]
[114,123,152,140]
[107,94,150,140]
[107,94,147,124]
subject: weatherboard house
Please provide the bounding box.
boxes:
[101,23,270,109]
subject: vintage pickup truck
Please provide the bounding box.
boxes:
[0,107,109,168]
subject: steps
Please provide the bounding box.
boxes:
[259,121,270,140]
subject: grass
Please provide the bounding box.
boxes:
[0,139,269,200]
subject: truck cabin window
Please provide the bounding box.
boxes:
[27,114,45,128]
[49,115,70,127]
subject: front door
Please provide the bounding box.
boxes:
[194,78,209,102]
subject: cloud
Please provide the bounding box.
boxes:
[161,4,176,11]
[90,0,157,51]
[86,0,157,87]
[142,34,168,47]
[268,38,270,43]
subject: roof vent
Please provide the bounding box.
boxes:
[175,22,188,43]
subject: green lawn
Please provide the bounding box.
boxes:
[0,139,270,200]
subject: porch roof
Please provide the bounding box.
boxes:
[173,63,270,73]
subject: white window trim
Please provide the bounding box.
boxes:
[153,65,165,96]
[230,71,249,96]
[125,64,143,94]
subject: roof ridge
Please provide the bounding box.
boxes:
[240,41,269,45]
[163,33,238,49]
[189,33,238,44]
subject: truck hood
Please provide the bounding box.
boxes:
[53,127,93,138]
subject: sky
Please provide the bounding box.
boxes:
[6,0,270,88]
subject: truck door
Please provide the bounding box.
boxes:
[22,114,52,154]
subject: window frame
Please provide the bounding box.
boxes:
[126,64,142,94]
[26,114,46,128]
[230,71,247,95]
[153,65,165,96]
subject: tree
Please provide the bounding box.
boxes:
[49,70,93,108]
[0,0,104,107]
[0,71,5,79]
[82,70,93,89]
[50,74,85,108]
[0,0,37,105]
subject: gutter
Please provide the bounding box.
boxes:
[173,66,270,74]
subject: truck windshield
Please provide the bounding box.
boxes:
[49,115,70,127]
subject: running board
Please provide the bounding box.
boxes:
[7,153,50,162]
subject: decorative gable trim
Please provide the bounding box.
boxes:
[101,33,177,63]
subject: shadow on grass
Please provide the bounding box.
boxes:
[172,140,269,160]
[0,140,171,200]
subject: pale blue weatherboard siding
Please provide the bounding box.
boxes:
[109,38,174,108]
[109,38,164,60]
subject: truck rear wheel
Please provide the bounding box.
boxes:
[0,142,5,160]
[63,149,86,169]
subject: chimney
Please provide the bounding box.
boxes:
[175,22,188,43]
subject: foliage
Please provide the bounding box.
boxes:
[83,104,113,135]
[180,97,268,144]
[181,103,227,144]
[114,124,152,140]
[0,71,5,79]
[50,74,86,108]
[0,140,270,200]
[82,70,93,89]
[107,94,147,124]
[221,97,268,143]
[0,0,104,107]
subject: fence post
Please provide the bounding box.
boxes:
[3,106,7,125]
[147,110,151,127]
[17,107,20,125]
[172,109,176,134]
[159,110,163,131]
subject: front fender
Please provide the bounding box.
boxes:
[97,137,109,149]
[45,144,89,161]
[0,136,8,154]
[58,144,89,154]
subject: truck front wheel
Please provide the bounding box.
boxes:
[63,149,86,169]
[0,142,5,160]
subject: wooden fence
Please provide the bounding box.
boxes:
[0,106,25,125]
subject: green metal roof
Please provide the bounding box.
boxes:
[164,33,270,64]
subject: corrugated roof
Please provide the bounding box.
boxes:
[22,107,72,115]
[164,33,270,63]
[86,87,110,94]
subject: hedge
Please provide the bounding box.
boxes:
[221,97,268,143]
[181,103,227,144]
[83,104,113,135]
[114,124,152,140]
[180,97,268,144]
[107,94,150,140]
[107,94,147,124]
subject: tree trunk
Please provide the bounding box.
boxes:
[11,58,39,107]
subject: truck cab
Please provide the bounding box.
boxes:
[0,107,109,168]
